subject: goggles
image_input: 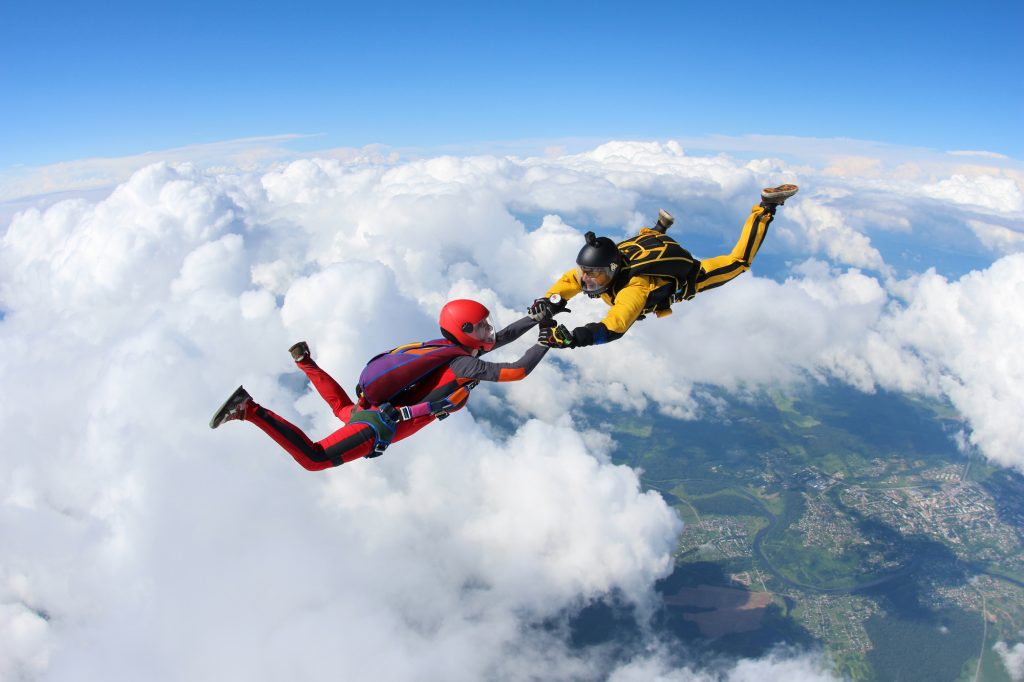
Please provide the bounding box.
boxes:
[465,316,496,345]
[577,265,615,294]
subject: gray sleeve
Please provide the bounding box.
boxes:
[449,344,549,382]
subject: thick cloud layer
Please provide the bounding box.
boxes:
[2,139,1021,679]
[0,160,685,681]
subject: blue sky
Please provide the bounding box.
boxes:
[2,0,1022,168]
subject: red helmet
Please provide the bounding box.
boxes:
[439,299,497,352]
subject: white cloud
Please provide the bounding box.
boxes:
[782,199,889,272]
[822,155,885,178]
[608,646,838,682]
[995,641,1024,681]
[0,602,52,680]
[948,150,1010,160]
[922,173,1024,213]
[3,138,1024,679]
[0,135,346,203]
[967,219,1024,253]
[0,150,685,680]
[875,258,1024,467]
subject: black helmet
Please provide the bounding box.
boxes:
[575,231,621,295]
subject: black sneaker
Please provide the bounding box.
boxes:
[760,184,799,205]
[209,386,252,429]
[289,341,310,362]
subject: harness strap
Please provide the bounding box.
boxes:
[346,409,397,458]
[432,381,478,420]
[347,380,479,456]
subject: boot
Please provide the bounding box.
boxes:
[760,184,799,206]
[289,341,310,362]
[209,386,252,429]
[652,209,674,233]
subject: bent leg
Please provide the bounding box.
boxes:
[694,204,774,294]
[244,402,375,470]
[296,358,356,421]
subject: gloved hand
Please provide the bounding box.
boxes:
[528,295,570,322]
[422,398,453,420]
[378,402,411,427]
[538,324,576,349]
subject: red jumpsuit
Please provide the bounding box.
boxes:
[241,317,547,470]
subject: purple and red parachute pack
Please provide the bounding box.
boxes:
[356,339,468,406]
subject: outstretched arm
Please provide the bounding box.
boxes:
[449,343,549,382]
[541,277,648,348]
[492,316,540,350]
[383,343,549,422]
[566,322,626,347]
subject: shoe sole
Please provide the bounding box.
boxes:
[209,385,250,429]
[761,184,799,201]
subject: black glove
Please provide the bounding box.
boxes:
[538,324,576,349]
[428,398,456,420]
[528,295,570,322]
[378,403,411,427]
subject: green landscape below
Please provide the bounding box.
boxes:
[549,382,1023,681]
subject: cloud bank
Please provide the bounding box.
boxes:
[2,138,1022,679]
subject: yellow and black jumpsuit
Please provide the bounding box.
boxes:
[546,204,775,346]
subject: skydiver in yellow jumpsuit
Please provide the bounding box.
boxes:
[532,185,799,348]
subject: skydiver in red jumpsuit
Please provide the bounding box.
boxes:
[209,299,550,470]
